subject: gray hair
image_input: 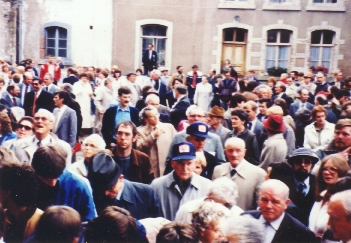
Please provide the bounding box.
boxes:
[140,106,158,120]
[191,201,230,232]
[151,69,161,77]
[255,84,270,93]
[62,83,74,93]
[145,94,160,104]
[224,137,246,149]
[186,105,205,117]
[36,109,55,123]
[208,177,238,208]
[260,179,290,200]
[83,134,106,150]
[330,189,351,219]
[223,216,264,243]
[44,73,54,81]
[104,78,113,86]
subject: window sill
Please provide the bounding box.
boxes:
[306,4,346,12]
[217,2,256,9]
[262,3,302,11]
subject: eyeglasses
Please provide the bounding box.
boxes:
[32,83,40,86]
[17,124,32,131]
[34,116,51,122]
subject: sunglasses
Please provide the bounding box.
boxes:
[17,124,32,131]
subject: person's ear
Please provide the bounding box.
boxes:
[132,135,137,143]
[284,198,291,209]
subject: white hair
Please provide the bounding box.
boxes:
[191,201,230,232]
[224,137,246,149]
[186,105,205,117]
[36,109,55,122]
[330,189,351,219]
[151,69,161,77]
[83,134,106,150]
[260,179,290,200]
[145,94,160,104]
[208,177,238,208]
[223,216,264,243]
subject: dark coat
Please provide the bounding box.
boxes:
[142,50,157,71]
[315,82,329,95]
[92,179,161,219]
[273,93,294,109]
[230,129,260,165]
[101,105,140,148]
[289,101,314,119]
[170,96,191,129]
[112,149,154,184]
[165,91,176,108]
[0,93,22,109]
[243,211,317,243]
[67,99,82,140]
[63,76,79,85]
[23,90,54,116]
[157,81,167,106]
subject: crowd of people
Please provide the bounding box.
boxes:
[0,54,351,243]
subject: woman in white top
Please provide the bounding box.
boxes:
[194,76,213,112]
[309,154,350,237]
[73,73,94,129]
[304,105,335,151]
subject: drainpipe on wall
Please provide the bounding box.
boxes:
[15,0,22,64]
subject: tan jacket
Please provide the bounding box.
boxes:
[137,122,176,177]
[169,72,186,89]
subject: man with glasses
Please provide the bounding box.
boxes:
[23,77,54,117]
[14,109,72,166]
[286,147,319,226]
[2,116,34,150]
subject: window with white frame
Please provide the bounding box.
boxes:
[266,29,292,69]
[218,0,256,9]
[306,0,345,11]
[263,0,301,10]
[45,26,67,58]
[269,0,292,2]
[141,25,167,66]
[310,30,335,71]
[313,0,337,3]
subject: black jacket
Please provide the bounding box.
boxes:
[170,96,190,129]
[23,90,54,116]
[230,128,260,165]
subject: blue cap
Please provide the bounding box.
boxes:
[186,122,211,138]
[172,142,196,161]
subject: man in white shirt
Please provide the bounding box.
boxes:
[43,73,60,94]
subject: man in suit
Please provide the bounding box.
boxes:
[19,72,34,106]
[0,84,21,109]
[186,65,203,104]
[87,152,161,218]
[101,86,140,148]
[243,179,316,243]
[273,81,293,109]
[39,55,61,83]
[212,137,265,210]
[23,78,55,116]
[43,73,60,94]
[63,68,79,85]
[169,84,190,128]
[14,109,72,166]
[53,91,77,149]
[166,78,183,108]
[151,142,212,220]
[243,101,264,139]
[290,88,314,120]
[285,148,319,226]
[150,70,167,106]
[207,106,231,147]
[136,106,176,177]
[142,44,157,75]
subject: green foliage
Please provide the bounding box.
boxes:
[267,67,288,77]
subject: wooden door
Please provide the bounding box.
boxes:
[222,44,246,75]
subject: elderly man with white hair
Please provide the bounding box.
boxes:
[68,134,106,177]
[175,177,243,224]
[13,108,72,166]
[145,93,171,123]
[213,137,265,211]
[327,190,351,243]
[242,179,316,243]
[150,69,167,106]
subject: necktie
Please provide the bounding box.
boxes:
[192,72,197,87]
[45,87,48,92]
[12,97,17,106]
[37,141,42,147]
[32,93,38,116]
[230,169,237,177]
[298,183,306,196]
[248,121,252,130]
[154,80,159,90]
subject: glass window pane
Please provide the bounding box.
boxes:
[156,39,166,66]
[46,48,55,56]
[235,29,246,42]
[280,30,291,43]
[224,29,234,41]
[47,39,55,48]
[58,49,67,58]
[313,0,323,2]
[46,27,56,38]
[142,25,166,36]
[59,40,67,48]
[58,28,67,39]
[278,46,289,68]
[267,30,277,43]
[266,46,276,69]
[310,47,320,65]
[311,31,322,44]
[323,30,334,44]
[142,38,153,53]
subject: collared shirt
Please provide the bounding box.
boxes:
[294,177,310,196]
[149,50,152,59]
[250,118,258,132]
[230,159,244,176]
[172,95,185,108]
[34,134,52,147]
[114,104,131,131]
[35,89,42,98]
[259,212,285,243]
[48,64,55,75]
[21,84,30,105]
[116,181,125,201]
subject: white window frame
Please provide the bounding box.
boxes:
[135,19,173,72]
[218,0,256,9]
[266,30,292,69]
[306,0,345,11]
[45,26,68,58]
[262,0,301,10]
[309,30,335,70]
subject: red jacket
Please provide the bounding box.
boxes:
[40,63,61,81]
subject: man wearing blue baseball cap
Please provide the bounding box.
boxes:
[151,142,212,221]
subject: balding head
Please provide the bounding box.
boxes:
[145,94,160,110]
[24,72,33,85]
[225,137,246,167]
